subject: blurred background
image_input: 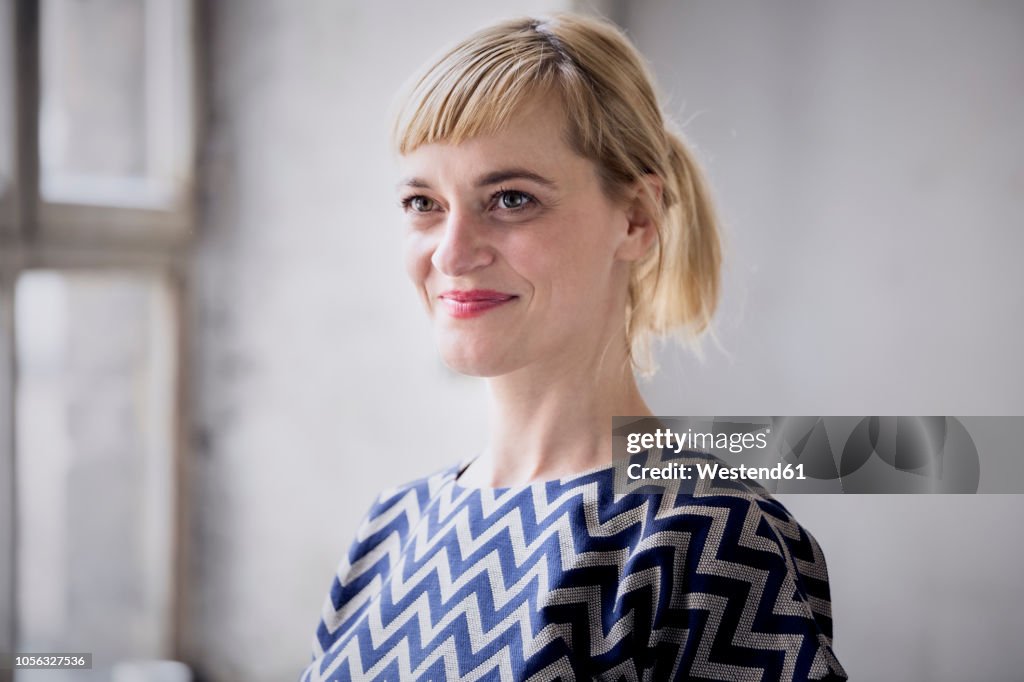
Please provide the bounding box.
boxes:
[0,0,1022,680]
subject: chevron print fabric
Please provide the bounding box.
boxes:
[300,449,848,681]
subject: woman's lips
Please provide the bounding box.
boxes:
[438,289,518,319]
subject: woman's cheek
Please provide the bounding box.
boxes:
[403,231,435,286]
[404,230,441,315]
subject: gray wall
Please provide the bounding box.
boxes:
[190,1,1024,681]
[623,1,1024,680]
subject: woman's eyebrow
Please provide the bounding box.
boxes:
[397,177,432,190]
[474,168,557,188]
[396,168,557,191]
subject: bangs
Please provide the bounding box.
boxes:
[392,21,592,154]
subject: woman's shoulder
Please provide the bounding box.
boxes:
[626,450,821,545]
[621,464,845,678]
[619,455,836,614]
[356,460,465,525]
[642,472,831,582]
[331,462,464,585]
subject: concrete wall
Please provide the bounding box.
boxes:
[623,1,1024,679]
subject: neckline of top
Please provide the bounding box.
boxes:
[447,455,617,494]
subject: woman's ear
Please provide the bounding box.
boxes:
[615,174,663,262]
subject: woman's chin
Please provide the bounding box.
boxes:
[437,342,519,378]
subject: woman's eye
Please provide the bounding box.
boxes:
[402,196,436,213]
[494,190,533,211]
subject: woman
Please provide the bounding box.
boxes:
[301,13,847,682]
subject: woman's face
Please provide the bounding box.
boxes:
[397,97,648,377]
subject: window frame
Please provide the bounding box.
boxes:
[0,2,198,678]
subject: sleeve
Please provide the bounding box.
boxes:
[298,492,388,682]
[297,471,440,682]
[651,494,849,681]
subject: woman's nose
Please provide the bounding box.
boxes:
[430,209,493,276]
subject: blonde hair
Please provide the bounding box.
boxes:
[392,13,722,376]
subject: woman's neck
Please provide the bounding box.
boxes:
[462,337,653,488]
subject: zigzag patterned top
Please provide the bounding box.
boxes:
[300,449,848,681]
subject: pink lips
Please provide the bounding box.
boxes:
[438,289,517,319]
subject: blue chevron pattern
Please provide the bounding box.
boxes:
[300,449,848,681]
